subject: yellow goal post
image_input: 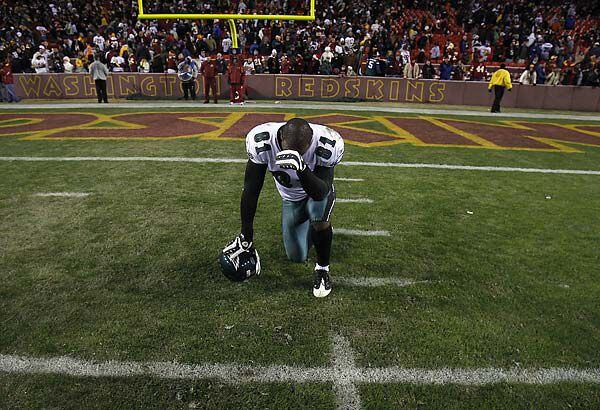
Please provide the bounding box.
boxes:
[137,0,316,47]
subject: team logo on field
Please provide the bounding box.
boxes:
[0,112,598,152]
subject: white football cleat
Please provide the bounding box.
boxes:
[313,269,332,298]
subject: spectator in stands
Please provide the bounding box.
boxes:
[422,60,436,79]
[63,57,74,73]
[267,50,280,74]
[439,58,454,80]
[470,59,487,81]
[386,51,403,77]
[453,59,467,81]
[139,58,150,73]
[403,59,420,79]
[365,54,381,76]
[31,46,49,73]
[0,71,5,102]
[89,54,109,104]
[110,53,126,72]
[1,0,598,90]
[535,62,547,85]
[0,59,20,102]
[430,44,441,62]
[519,64,538,85]
[215,53,228,74]
[243,58,255,75]
[546,67,562,85]
[320,47,334,75]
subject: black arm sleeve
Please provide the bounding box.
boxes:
[241,160,267,242]
[297,166,334,201]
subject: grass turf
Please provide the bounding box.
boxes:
[0,106,599,408]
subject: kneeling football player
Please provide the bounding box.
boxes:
[221,118,344,297]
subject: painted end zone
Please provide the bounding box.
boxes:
[1,112,599,152]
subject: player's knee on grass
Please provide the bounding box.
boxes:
[311,221,331,232]
[286,247,308,263]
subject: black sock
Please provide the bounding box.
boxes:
[312,225,333,267]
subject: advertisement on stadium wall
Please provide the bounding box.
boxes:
[13,73,600,112]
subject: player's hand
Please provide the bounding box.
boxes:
[223,234,254,264]
[223,234,254,254]
[276,150,306,172]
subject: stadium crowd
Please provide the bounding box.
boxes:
[0,0,599,89]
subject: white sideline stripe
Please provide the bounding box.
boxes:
[335,229,390,237]
[1,157,599,176]
[338,278,429,288]
[337,198,373,204]
[34,192,90,198]
[3,101,600,121]
[335,178,365,182]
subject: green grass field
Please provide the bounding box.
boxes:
[1,104,599,409]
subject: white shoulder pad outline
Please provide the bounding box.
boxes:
[315,126,344,167]
[245,125,273,165]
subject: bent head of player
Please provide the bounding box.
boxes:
[278,118,313,154]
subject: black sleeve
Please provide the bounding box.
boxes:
[297,166,334,201]
[240,160,267,242]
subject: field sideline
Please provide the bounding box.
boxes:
[1,103,599,409]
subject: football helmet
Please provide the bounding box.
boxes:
[218,235,261,282]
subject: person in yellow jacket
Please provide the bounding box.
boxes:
[488,63,513,113]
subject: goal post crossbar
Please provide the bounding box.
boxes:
[137,0,316,21]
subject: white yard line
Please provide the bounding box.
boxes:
[2,101,599,121]
[0,156,247,164]
[335,178,365,182]
[335,229,390,237]
[336,198,374,204]
[340,161,600,175]
[331,334,363,410]
[34,192,90,198]
[338,278,429,288]
[1,334,599,410]
[1,156,599,175]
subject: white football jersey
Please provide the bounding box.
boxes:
[246,122,345,201]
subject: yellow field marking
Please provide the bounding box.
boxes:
[21,113,103,140]
[25,111,229,141]
[500,121,581,153]
[569,125,600,137]
[5,111,599,152]
[375,116,427,147]
[300,113,407,147]
[0,118,44,129]
[421,116,500,148]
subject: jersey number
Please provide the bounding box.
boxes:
[272,171,293,188]
[254,132,271,154]
[316,136,336,160]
